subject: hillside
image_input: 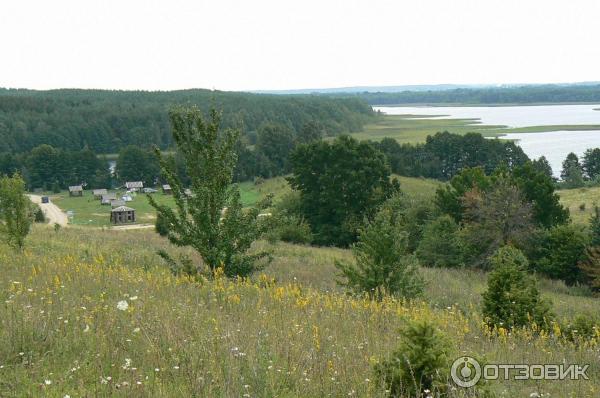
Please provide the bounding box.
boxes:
[1,226,597,397]
[0,88,373,154]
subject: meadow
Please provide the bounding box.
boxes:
[1,226,598,397]
[50,177,291,227]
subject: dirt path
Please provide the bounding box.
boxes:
[28,195,69,227]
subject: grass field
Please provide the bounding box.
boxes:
[49,177,292,227]
[47,176,440,228]
[354,114,600,144]
[558,185,600,225]
[1,226,598,397]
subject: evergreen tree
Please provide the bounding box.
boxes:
[560,152,585,188]
[531,156,553,179]
[148,106,270,278]
[416,215,463,268]
[335,206,424,300]
[482,246,552,330]
[582,147,600,180]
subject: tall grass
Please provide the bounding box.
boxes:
[0,226,598,397]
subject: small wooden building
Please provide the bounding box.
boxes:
[125,181,144,192]
[162,184,172,195]
[101,193,117,205]
[110,206,136,224]
[68,185,83,197]
[110,199,126,208]
[92,189,108,199]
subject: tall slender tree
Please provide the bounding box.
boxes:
[0,173,32,250]
[148,106,270,278]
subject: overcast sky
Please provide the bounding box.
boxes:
[1,0,599,91]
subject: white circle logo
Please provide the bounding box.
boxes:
[451,356,482,388]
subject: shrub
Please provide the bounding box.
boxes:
[374,320,451,397]
[155,212,169,237]
[276,215,313,244]
[416,215,463,268]
[33,205,46,223]
[562,314,600,342]
[482,246,553,330]
[533,224,589,285]
[335,206,424,300]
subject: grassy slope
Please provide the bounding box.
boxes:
[559,185,600,225]
[1,226,598,397]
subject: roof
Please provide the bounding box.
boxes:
[68,185,83,192]
[125,181,144,188]
[111,206,135,212]
[110,199,126,207]
[92,189,108,195]
[101,193,117,200]
[162,184,172,189]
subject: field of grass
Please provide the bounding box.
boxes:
[558,185,600,225]
[1,226,598,397]
[49,178,292,227]
[46,176,438,228]
[355,114,600,144]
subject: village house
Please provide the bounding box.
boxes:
[162,184,172,194]
[110,206,136,225]
[125,181,144,192]
[92,188,108,199]
[68,185,83,197]
[101,193,117,205]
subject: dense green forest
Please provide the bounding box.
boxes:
[340,84,600,105]
[0,88,373,153]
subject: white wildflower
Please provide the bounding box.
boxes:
[117,300,129,311]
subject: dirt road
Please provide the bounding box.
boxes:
[28,195,69,227]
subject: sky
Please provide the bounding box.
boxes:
[1,0,599,91]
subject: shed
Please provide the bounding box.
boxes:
[125,181,144,191]
[162,184,172,194]
[110,199,126,208]
[68,185,83,197]
[92,189,108,199]
[110,206,136,224]
[101,193,117,205]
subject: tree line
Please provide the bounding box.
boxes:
[0,88,373,154]
[337,83,600,105]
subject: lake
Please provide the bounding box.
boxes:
[374,104,600,177]
[374,104,600,127]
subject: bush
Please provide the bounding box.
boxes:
[155,212,169,237]
[482,246,553,330]
[33,205,46,223]
[277,215,313,244]
[374,320,450,397]
[416,215,463,268]
[562,314,600,342]
[533,224,589,285]
[335,206,424,300]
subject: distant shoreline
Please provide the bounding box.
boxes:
[373,102,600,108]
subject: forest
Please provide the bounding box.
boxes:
[0,88,373,153]
[340,83,600,105]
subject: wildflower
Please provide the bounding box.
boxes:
[173,366,180,370]
[130,296,138,301]
[44,380,52,385]
[117,300,129,311]
[133,327,140,333]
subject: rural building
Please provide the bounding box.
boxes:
[110,199,126,208]
[162,184,172,194]
[110,206,136,224]
[92,189,108,199]
[125,181,144,192]
[101,193,117,205]
[68,185,83,197]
